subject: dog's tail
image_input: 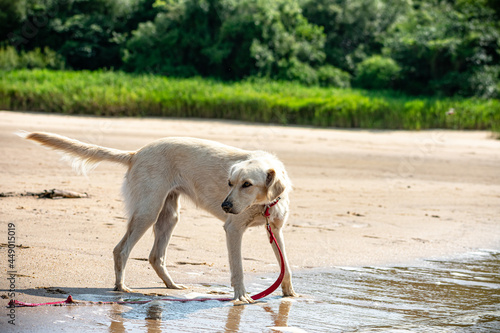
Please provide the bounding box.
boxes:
[18,131,134,175]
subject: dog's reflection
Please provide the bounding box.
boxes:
[144,303,163,332]
[108,303,164,333]
[263,300,293,328]
[108,299,294,333]
[146,303,163,320]
[224,299,293,333]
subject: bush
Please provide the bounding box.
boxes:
[9,0,134,70]
[278,58,318,86]
[302,0,410,73]
[354,55,400,90]
[466,66,500,99]
[0,46,19,70]
[0,46,64,70]
[317,65,351,88]
[124,0,326,80]
[382,1,500,97]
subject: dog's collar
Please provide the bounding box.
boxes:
[263,197,281,217]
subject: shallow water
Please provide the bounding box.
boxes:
[7,250,500,332]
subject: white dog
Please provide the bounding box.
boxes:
[21,132,297,303]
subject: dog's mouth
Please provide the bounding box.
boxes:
[222,208,239,214]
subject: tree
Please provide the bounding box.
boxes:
[0,0,26,44]
[8,0,137,70]
[302,0,410,73]
[383,0,500,97]
[124,0,326,84]
[123,0,225,76]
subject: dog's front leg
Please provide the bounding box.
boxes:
[224,219,254,303]
[269,224,298,297]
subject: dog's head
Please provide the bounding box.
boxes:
[221,158,289,215]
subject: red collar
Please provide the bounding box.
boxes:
[264,197,281,217]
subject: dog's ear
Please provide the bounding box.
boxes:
[266,169,285,202]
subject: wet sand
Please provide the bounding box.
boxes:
[0,111,499,308]
[2,250,499,332]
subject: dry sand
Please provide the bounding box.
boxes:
[0,111,499,304]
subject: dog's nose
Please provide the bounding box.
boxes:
[221,200,233,213]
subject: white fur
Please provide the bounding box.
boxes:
[21,132,297,303]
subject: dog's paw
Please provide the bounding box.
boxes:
[113,285,134,293]
[232,288,254,304]
[282,285,299,298]
[283,290,299,298]
[232,294,254,305]
[167,283,187,290]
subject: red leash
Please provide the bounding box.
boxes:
[8,221,284,307]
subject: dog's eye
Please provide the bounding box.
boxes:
[242,182,252,188]
[228,181,233,187]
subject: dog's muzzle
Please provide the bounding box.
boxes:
[221,200,233,214]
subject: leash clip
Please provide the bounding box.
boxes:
[263,196,280,243]
[263,196,281,218]
[265,217,273,243]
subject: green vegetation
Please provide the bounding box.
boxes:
[354,56,401,90]
[1,0,499,98]
[1,69,498,131]
[1,1,499,133]
[0,46,64,70]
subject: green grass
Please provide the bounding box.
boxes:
[1,69,499,131]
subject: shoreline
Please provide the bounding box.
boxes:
[1,110,499,305]
[4,247,500,308]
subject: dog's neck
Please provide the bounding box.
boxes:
[262,194,289,222]
[264,196,281,217]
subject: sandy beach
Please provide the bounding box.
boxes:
[1,110,499,305]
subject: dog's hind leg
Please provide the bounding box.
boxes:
[149,190,186,290]
[113,190,167,293]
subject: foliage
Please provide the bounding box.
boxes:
[302,0,411,73]
[0,0,26,42]
[317,65,351,88]
[0,46,64,70]
[1,70,498,132]
[123,0,326,83]
[354,55,400,90]
[0,0,498,98]
[383,0,500,98]
[244,0,325,81]
[6,0,153,69]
